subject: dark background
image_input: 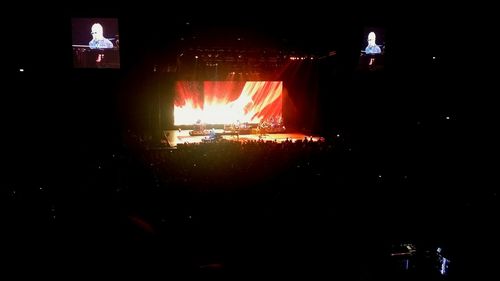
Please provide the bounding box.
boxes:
[1,2,496,279]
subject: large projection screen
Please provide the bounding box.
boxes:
[174,81,283,126]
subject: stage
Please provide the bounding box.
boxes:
[164,129,322,147]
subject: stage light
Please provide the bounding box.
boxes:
[445,116,450,120]
[19,68,24,72]
[195,55,199,59]
[432,56,436,60]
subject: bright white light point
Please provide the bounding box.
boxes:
[19,68,24,72]
[446,116,450,120]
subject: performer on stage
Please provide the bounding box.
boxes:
[258,120,268,137]
[209,128,216,141]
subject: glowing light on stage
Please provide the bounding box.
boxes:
[174,81,282,126]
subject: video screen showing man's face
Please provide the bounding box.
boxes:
[71,18,120,69]
[358,27,385,71]
[366,32,381,54]
[361,28,385,55]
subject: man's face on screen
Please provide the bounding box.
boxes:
[91,24,104,40]
[367,32,376,46]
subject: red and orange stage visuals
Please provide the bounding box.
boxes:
[174,81,283,126]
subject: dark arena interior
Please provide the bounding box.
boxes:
[1,3,495,279]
